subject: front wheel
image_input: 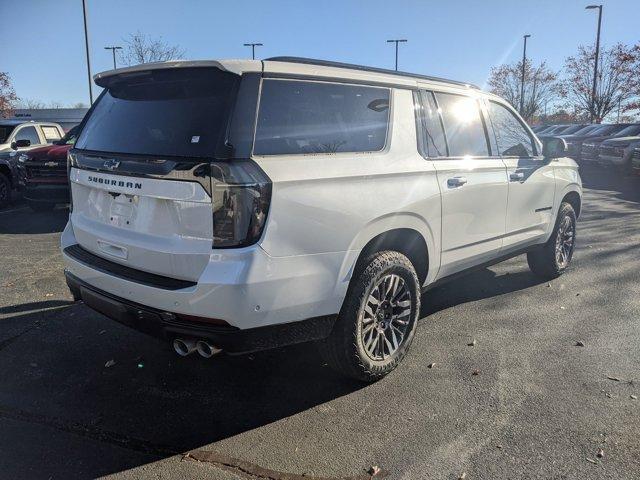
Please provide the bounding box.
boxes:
[527,202,577,279]
[318,250,420,382]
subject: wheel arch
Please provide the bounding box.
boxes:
[343,213,436,287]
[561,190,581,218]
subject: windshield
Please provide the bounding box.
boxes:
[559,125,584,135]
[613,125,640,137]
[0,125,17,144]
[75,67,239,157]
[571,125,598,136]
[57,125,79,145]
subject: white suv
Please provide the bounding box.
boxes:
[61,58,581,381]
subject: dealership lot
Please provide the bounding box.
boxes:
[0,167,639,480]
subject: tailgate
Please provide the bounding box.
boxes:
[69,167,212,282]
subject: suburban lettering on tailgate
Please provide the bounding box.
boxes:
[88,175,142,190]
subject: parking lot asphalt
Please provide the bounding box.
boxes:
[0,166,639,480]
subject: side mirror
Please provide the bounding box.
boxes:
[542,137,567,159]
[11,139,31,149]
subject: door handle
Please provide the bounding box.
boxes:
[510,172,525,182]
[447,176,467,187]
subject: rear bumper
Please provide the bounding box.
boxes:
[65,271,336,353]
[23,183,69,203]
[61,220,351,341]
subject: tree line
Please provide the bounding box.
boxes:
[488,42,640,124]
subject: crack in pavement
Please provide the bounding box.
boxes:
[185,449,375,480]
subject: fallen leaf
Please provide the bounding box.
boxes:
[576,293,581,296]
[368,465,381,476]
[472,369,480,376]
[575,341,585,347]
[428,362,436,369]
[104,359,116,368]
[586,458,598,465]
[98,330,107,335]
[607,376,622,382]
[496,444,503,449]
[631,395,637,400]
[560,306,566,310]
[45,293,54,297]
[468,339,477,347]
[597,448,604,459]
[458,473,467,480]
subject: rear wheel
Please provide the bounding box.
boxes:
[527,202,577,279]
[28,201,56,212]
[318,250,420,382]
[0,173,10,209]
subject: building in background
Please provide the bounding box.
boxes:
[6,108,88,131]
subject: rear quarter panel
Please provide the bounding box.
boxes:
[253,88,442,286]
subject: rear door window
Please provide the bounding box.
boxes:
[488,101,536,157]
[435,92,489,157]
[254,79,390,155]
[75,67,239,157]
[415,90,447,157]
[15,126,41,146]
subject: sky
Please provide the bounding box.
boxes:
[1,0,638,106]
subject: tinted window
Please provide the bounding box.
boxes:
[435,92,488,157]
[0,125,16,144]
[572,125,598,135]
[489,101,535,157]
[416,90,447,157]
[76,68,239,157]
[254,80,389,155]
[42,126,62,143]
[15,126,40,146]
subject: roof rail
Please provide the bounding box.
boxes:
[264,56,479,89]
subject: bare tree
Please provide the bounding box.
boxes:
[0,72,17,118]
[488,59,559,122]
[72,102,88,108]
[560,43,639,123]
[119,31,185,66]
[15,98,46,109]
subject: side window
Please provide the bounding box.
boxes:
[254,79,390,155]
[488,101,535,157]
[435,92,489,157]
[41,126,62,143]
[14,126,41,146]
[415,90,447,157]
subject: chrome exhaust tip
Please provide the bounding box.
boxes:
[196,340,222,358]
[173,338,197,357]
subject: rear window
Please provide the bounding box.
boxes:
[76,68,239,157]
[0,125,16,144]
[254,79,390,155]
[614,125,640,137]
[42,126,62,143]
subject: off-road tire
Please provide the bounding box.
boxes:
[527,202,577,279]
[28,201,55,212]
[318,250,420,382]
[0,173,10,209]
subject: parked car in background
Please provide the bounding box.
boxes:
[17,126,79,211]
[597,126,640,173]
[564,124,628,162]
[537,124,588,140]
[0,120,65,207]
[61,57,581,381]
[581,124,638,165]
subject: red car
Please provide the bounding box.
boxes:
[17,126,78,211]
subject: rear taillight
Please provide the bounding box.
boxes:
[67,151,76,212]
[211,160,271,248]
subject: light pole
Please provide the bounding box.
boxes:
[243,43,263,60]
[519,34,531,116]
[386,39,407,71]
[104,46,122,69]
[81,0,93,104]
[586,5,603,123]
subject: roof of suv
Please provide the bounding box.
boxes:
[94,57,481,93]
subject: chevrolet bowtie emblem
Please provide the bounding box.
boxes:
[44,161,58,167]
[103,159,120,171]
